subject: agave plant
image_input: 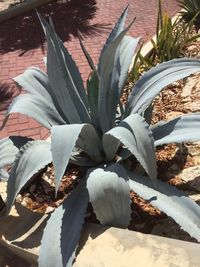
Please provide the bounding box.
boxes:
[2,6,200,267]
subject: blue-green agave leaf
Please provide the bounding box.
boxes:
[0,136,31,180]
[51,124,102,193]
[143,104,154,124]
[128,173,200,242]
[40,17,90,124]
[76,125,102,162]
[47,14,88,106]
[118,36,140,92]
[152,113,200,146]
[70,153,97,167]
[41,14,88,109]
[14,67,53,100]
[79,37,97,73]
[0,137,20,168]
[39,180,89,267]
[5,94,64,129]
[100,5,129,56]
[98,19,135,133]
[58,39,89,110]
[126,58,200,116]
[103,114,157,184]
[14,67,68,124]
[6,141,52,215]
[108,35,140,131]
[87,163,131,228]
[87,71,100,131]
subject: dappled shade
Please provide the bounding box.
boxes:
[0,0,109,55]
[0,83,19,111]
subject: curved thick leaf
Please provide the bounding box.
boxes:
[40,18,90,124]
[6,141,52,215]
[118,36,140,92]
[126,58,200,116]
[109,36,140,131]
[0,137,19,168]
[76,125,102,162]
[0,136,31,180]
[51,124,102,193]
[14,67,52,100]
[103,114,157,184]
[14,66,68,125]
[152,113,200,146]
[39,180,89,267]
[128,173,200,242]
[87,163,131,228]
[5,94,65,129]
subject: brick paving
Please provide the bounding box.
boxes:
[0,0,180,140]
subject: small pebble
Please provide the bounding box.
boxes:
[46,206,54,213]
[16,194,23,203]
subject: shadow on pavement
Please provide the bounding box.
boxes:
[0,0,110,56]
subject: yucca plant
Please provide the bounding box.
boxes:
[151,0,200,62]
[1,6,200,267]
[129,0,200,85]
[177,0,200,30]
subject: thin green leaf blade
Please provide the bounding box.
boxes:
[87,71,100,131]
[79,37,97,73]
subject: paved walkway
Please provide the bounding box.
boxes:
[0,0,180,139]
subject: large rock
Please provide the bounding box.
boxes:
[74,224,200,267]
[181,74,200,112]
[1,206,200,267]
[179,166,200,191]
[1,181,200,267]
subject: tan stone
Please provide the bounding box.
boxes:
[74,224,200,267]
[179,166,200,191]
[165,111,183,121]
[1,183,200,267]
